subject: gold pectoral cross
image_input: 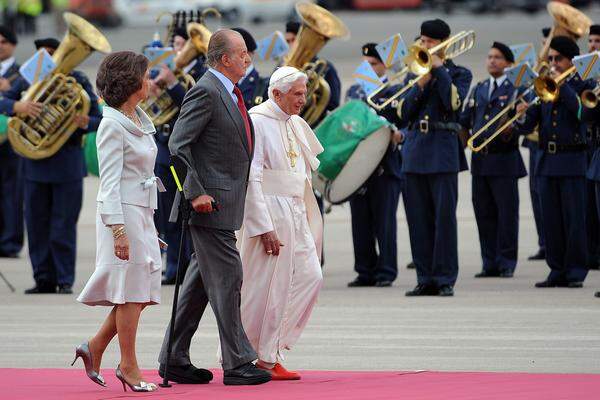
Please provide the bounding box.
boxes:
[287,148,298,168]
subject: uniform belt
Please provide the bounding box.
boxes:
[477,145,518,155]
[410,120,462,134]
[541,141,587,154]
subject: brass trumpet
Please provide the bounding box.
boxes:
[581,85,600,108]
[367,30,475,111]
[533,65,577,103]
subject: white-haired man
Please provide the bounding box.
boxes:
[240,66,324,380]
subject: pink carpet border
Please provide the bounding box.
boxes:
[0,368,597,399]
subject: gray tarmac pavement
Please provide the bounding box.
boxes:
[0,10,599,374]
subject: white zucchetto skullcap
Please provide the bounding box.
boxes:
[269,66,302,86]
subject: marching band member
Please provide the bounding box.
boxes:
[0,26,23,259]
[232,27,261,110]
[516,36,594,288]
[0,37,102,294]
[172,26,209,79]
[346,43,403,287]
[0,27,18,93]
[240,66,323,380]
[588,24,600,52]
[522,27,550,262]
[585,24,600,270]
[460,42,527,278]
[396,19,472,297]
[152,26,208,285]
[582,71,600,298]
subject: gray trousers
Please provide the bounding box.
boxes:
[158,225,257,370]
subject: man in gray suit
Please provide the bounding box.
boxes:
[158,29,271,386]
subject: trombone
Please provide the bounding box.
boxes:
[367,30,475,111]
[468,65,576,152]
[467,87,538,152]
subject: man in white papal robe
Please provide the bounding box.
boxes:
[240,66,324,381]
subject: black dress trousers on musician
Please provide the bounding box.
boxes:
[472,175,520,274]
[585,143,600,268]
[350,170,402,284]
[0,147,23,256]
[523,139,546,254]
[0,62,24,257]
[404,172,460,287]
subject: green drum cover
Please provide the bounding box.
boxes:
[84,102,104,177]
[84,131,99,177]
[315,100,389,180]
[0,114,7,142]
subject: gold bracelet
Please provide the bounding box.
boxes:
[112,226,125,235]
[113,228,126,239]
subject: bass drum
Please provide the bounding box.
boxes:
[313,100,391,204]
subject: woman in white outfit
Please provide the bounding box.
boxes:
[74,51,163,393]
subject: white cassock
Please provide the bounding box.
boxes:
[239,98,324,364]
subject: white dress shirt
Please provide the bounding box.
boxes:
[208,68,237,103]
[488,74,507,100]
[0,57,15,77]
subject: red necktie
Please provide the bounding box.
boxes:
[233,86,252,152]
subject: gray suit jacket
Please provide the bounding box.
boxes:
[168,70,254,230]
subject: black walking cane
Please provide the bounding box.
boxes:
[159,155,190,388]
[159,155,219,388]
[0,270,15,292]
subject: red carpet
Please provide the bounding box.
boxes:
[0,369,598,400]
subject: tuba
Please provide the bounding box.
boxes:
[535,1,591,73]
[284,2,349,127]
[526,1,589,143]
[140,9,219,127]
[7,12,111,160]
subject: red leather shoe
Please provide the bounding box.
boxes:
[257,363,301,380]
